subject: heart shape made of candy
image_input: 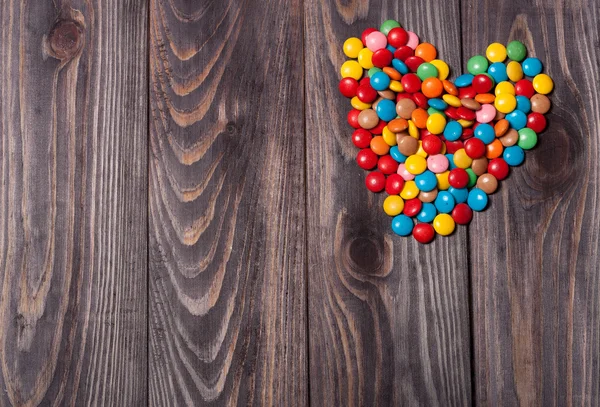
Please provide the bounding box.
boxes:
[339,19,553,244]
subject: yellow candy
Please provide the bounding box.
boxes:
[389,80,403,92]
[506,61,523,82]
[433,213,456,236]
[442,94,462,107]
[343,37,363,58]
[440,142,447,155]
[400,180,420,200]
[341,60,363,80]
[533,74,554,94]
[408,120,419,138]
[495,81,515,96]
[458,119,474,128]
[358,48,374,69]
[416,140,428,157]
[382,126,397,146]
[405,154,427,175]
[486,42,507,63]
[430,59,450,80]
[351,96,371,110]
[494,93,517,113]
[436,171,450,190]
[426,113,446,134]
[453,148,473,169]
[383,195,404,216]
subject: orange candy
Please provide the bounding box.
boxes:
[414,42,437,62]
[442,80,458,96]
[383,67,402,81]
[485,139,504,159]
[421,77,443,98]
[494,119,509,137]
[475,93,495,104]
[411,108,429,129]
[370,136,390,155]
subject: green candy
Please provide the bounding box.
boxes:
[380,20,401,35]
[416,63,438,80]
[467,55,489,75]
[517,128,538,149]
[507,40,527,62]
[427,107,446,118]
[466,168,478,188]
[368,67,382,77]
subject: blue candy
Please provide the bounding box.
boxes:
[392,58,409,74]
[417,202,437,223]
[434,191,456,214]
[506,110,527,130]
[488,62,508,83]
[376,99,397,121]
[503,145,525,166]
[448,186,469,204]
[428,98,448,111]
[370,71,391,91]
[391,214,414,236]
[444,121,463,141]
[455,73,474,87]
[522,57,543,76]
[515,95,531,113]
[415,170,438,192]
[474,123,495,144]
[390,146,407,163]
[467,188,488,211]
[446,153,458,170]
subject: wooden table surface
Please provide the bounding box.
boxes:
[0,0,598,406]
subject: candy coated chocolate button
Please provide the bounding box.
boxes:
[476,173,498,194]
[471,157,489,176]
[396,98,417,119]
[358,109,379,129]
[475,104,496,123]
[506,40,527,61]
[530,94,551,113]
[452,203,473,225]
[433,213,455,235]
[418,189,438,203]
[397,135,419,156]
[413,222,435,243]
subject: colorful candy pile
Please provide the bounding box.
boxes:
[339,19,553,243]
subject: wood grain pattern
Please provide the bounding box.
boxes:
[148,0,307,405]
[0,0,148,406]
[462,1,600,405]
[305,1,472,405]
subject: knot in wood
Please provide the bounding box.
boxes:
[345,235,385,276]
[48,20,83,60]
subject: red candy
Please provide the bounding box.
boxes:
[387,27,409,47]
[347,109,361,128]
[456,106,476,120]
[448,168,469,188]
[401,74,422,93]
[445,140,464,154]
[413,223,435,243]
[356,149,378,170]
[365,171,386,192]
[412,92,429,109]
[515,79,535,98]
[378,155,399,174]
[339,77,359,98]
[385,174,405,195]
[464,138,486,159]
[488,158,510,180]
[372,49,394,68]
[452,203,473,225]
[394,45,413,61]
[527,112,547,132]
[472,74,493,94]
[403,198,423,217]
[356,84,378,103]
[422,135,443,155]
[405,56,425,72]
[370,119,387,135]
[458,86,476,99]
[352,129,372,148]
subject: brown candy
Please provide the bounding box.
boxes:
[372,97,383,111]
[397,134,419,156]
[419,189,438,203]
[471,157,489,176]
[499,128,519,147]
[357,109,379,130]
[476,173,498,194]
[396,98,417,119]
[388,118,408,133]
[494,110,506,121]
[378,89,396,100]
[530,94,551,114]
[460,98,481,111]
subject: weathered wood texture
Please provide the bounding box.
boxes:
[462,1,600,405]
[305,1,472,405]
[148,0,307,405]
[0,0,148,406]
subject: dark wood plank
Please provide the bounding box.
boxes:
[0,0,148,405]
[148,0,307,405]
[461,2,600,405]
[305,1,472,405]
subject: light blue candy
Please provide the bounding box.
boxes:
[417,202,437,223]
[506,110,527,130]
[386,45,397,53]
[467,188,488,211]
[370,71,391,91]
[474,123,495,144]
[522,57,543,76]
[392,58,409,74]
[390,146,407,163]
[455,73,474,87]
[434,191,456,214]
[503,145,525,166]
[428,98,448,110]
[446,153,458,170]
[391,214,414,236]
[448,186,469,204]
[444,121,463,141]
[488,62,508,83]
[515,95,531,113]
[376,99,397,121]
[415,170,437,192]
